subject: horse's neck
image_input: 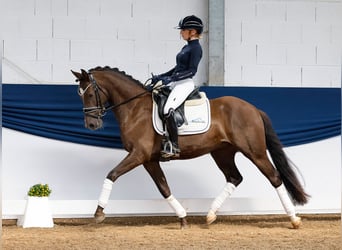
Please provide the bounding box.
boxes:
[103,73,143,102]
[104,73,151,120]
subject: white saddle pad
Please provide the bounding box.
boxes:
[152,92,211,135]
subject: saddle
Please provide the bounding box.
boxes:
[152,85,211,136]
[153,86,202,128]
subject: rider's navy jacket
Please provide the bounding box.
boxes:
[160,39,202,82]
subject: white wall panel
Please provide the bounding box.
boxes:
[241,21,272,44]
[302,23,331,44]
[257,45,287,65]
[271,66,302,87]
[134,41,165,63]
[2,63,30,83]
[2,60,51,83]
[225,0,341,87]
[53,17,86,39]
[224,64,242,84]
[19,61,52,82]
[286,2,316,23]
[225,21,242,44]
[1,0,340,86]
[302,66,340,87]
[226,44,256,65]
[68,0,101,17]
[286,45,316,66]
[70,40,102,61]
[116,18,149,41]
[241,65,272,85]
[0,0,34,16]
[132,0,168,19]
[0,17,20,39]
[101,40,134,63]
[50,0,68,16]
[85,17,117,40]
[331,24,342,44]
[19,17,52,39]
[225,0,256,21]
[34,0,52,16]
[3,39,37,61]
[271,22,302,44]
[100,0,132,18]
[255,2,286,22]
[37,39,70,62]
[316,45,342,66]
[172,0,208,20]
[316,2,342,24]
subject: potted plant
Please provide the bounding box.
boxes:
[28,184,52,197]
[18,183,54,228]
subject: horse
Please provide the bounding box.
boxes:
[71,66,309,229]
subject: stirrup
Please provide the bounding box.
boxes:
[161,140,180,158]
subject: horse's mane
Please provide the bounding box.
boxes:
[89,66,143,86]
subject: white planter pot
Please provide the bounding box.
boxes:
[17,196,54,228]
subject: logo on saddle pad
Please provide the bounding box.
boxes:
[152,92,211,135]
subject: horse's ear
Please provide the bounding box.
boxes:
[71,70,82,80]
[81,69,90,81]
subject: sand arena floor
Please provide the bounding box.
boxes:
[2,214,341,250]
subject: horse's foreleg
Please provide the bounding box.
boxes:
[94,178,113,223]
[94,153,142,223]
[143,162,188,229]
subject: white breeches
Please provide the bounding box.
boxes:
[163,78,195,115]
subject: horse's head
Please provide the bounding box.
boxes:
[71,69,110,130]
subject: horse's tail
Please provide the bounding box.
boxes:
[259,111,309,205]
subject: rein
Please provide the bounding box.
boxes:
[78,72,150,118]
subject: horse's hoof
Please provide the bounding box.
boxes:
[180,217,189,230]
[94,212,106,224]
[206,210,217,225]
[291,216,302,229]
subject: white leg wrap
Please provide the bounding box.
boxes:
[166,195,187,218]
[276,183,297,220]
[209,182,236,213]
[98,178,113,208]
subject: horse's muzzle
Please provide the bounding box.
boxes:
[85,117,103,130]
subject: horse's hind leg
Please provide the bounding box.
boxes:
[207,146,242,225]
[143,161,188,229]
[248,153,302,228]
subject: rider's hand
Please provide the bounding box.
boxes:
[162,76,172,85]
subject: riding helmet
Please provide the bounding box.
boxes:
[176,15,203,34]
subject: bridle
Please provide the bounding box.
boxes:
[77,73,110,119]
[77,72,150,119]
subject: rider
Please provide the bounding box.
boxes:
[153,15,203,158]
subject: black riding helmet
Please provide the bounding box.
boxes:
[176,15,203,35]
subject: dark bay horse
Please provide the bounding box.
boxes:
[71,66,309,229]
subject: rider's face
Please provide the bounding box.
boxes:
[180,29,196,40]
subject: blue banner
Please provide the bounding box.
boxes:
[2,84,340,148]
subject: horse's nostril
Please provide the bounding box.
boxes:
[89,123,95,129]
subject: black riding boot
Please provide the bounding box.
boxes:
[161,109,180,158]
